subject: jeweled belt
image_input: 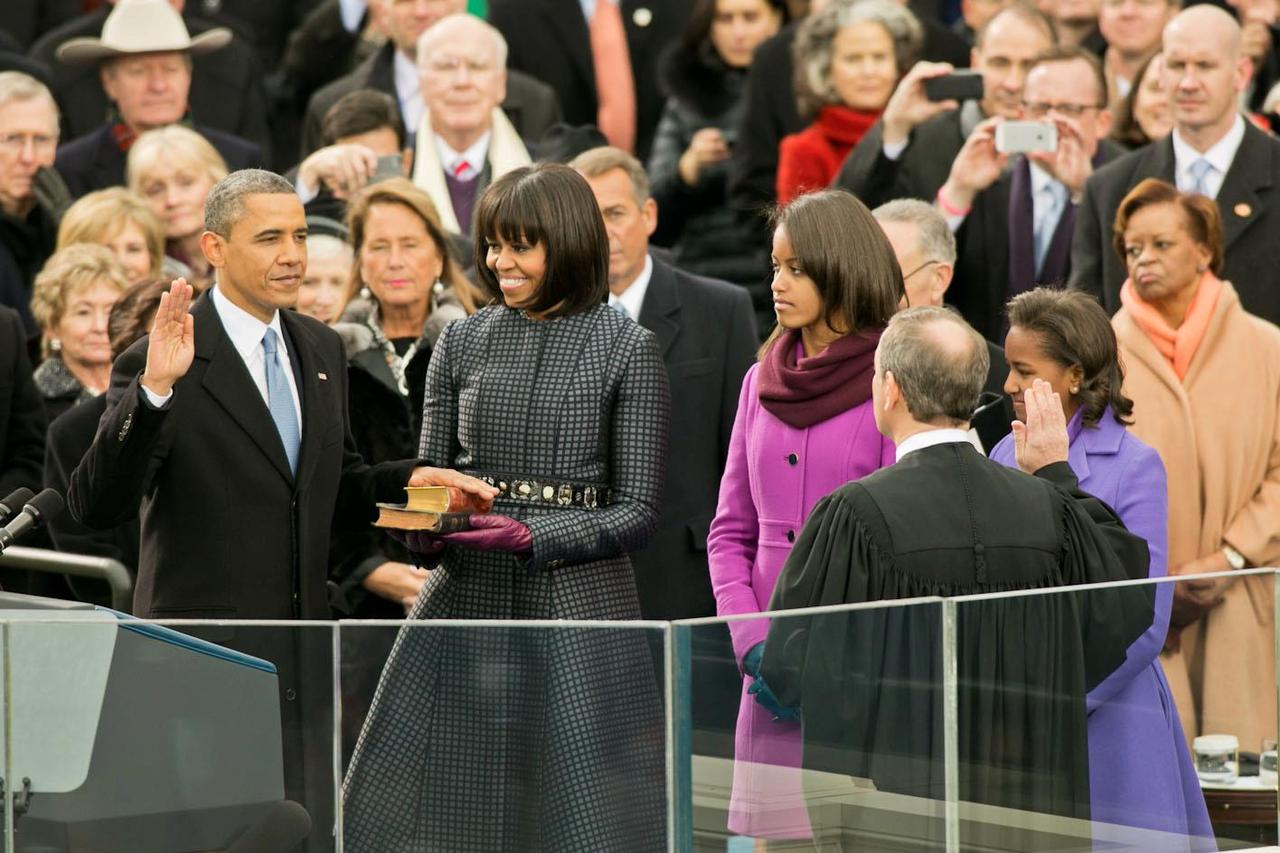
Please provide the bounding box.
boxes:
[470,473,614,509]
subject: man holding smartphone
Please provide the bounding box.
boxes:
[834,3,1054,209]
[933,47,1121,341]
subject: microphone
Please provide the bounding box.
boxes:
[0,489,63,552]
[0,488,34,524]
[228,800,312,852]
[971,391,1006,418]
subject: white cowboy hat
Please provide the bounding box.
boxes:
[56,0,232,64]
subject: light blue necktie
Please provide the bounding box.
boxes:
[1033,181,1066,276]
[1188,157,1213,197]
[262,328,300,475]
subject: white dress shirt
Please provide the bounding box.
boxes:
[1171,114,1246,200]
[579,0,620,23]
[607,254,653,321]
[434,131,492,182]
[143,287,303,428]
[894,427,981,462]
[337,0,367,33]
[394,50,424,138]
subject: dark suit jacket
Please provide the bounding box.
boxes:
[1071,121,1280,324]
[726,23,804,248]
[835,105,969,210]
[487,0,689,161]
[952,140,1125,341]
[282,0,369,111]
[300,42,563,158]
[0,306,45,497]
[67,294,417,619]
[44,395,141,591]
[630,257,757,620]
[29,9,270,155]
[54,124,262,200]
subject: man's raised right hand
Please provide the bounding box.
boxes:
[141,279,195,398]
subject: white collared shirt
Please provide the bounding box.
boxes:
[337,0,367,33]
[434,130,492,182]
[141,288,304,425]
[210,287,303,426]
[579,0,619,23]
[1171,113,1246,200]
[607,255,653,322]
[394,50,424,137]
[894,427,978,463]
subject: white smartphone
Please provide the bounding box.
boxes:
[995,121,1058,154]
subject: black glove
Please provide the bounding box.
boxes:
[31,165,72,224]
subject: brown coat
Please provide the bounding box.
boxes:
[1115,280,1280,750]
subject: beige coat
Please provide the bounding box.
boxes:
[1114,280,1280,751]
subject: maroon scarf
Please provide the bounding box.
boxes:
[758,327,882,428]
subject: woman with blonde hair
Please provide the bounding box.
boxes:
[56,187,166,284]
[28,244,131,421]
[126,125,229,291]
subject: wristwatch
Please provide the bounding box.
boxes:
[1222,544,1247,570]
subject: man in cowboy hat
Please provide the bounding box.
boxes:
[42,0,265,197]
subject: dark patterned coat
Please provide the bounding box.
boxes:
[343,304,671,852]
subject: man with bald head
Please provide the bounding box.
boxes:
[757,306,1154,824]
[1072,4,1280,324]
[301,0,560,158]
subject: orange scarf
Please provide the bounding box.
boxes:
[1119,271,1222,380]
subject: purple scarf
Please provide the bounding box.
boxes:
[758,327,883,428]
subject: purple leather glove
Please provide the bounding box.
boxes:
[437,514,533,553]
[386,529,446,556]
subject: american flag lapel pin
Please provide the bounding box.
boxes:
[318,372,328,381]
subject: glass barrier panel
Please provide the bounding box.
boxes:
[337,619,671,852]
[948,571,1278,853]
[673,598,951,851]
[0,612,337,853]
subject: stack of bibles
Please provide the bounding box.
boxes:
[373,486,493,532]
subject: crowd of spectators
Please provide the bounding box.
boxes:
[2,0,1280,846]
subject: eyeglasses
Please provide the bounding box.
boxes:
[1022,101,1103,119]
[0,133,57,156]
[902,259,940,280]
[423,57,496,78]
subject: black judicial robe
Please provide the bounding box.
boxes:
[761,441,1153,825]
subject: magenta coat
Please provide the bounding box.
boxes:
[707,363,894,838]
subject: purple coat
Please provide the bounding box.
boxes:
[992,408,1212,843]
[708,363,894,838]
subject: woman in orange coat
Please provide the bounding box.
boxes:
[1111,178,1280,754]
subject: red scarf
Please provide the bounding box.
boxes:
[814,105,882,148]
[758,327,883,428]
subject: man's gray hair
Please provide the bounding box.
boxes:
[793,0,924,117]
[204,169,297,238]
[879,306,989,426]
[417,13,509,71]
[569,146,650,206]
[873,198,957,266]
[0,71,58,118]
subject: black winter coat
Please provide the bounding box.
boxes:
[648,43,766,293]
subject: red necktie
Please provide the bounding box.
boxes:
[588,0,637,152]
[453,160,473,181]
